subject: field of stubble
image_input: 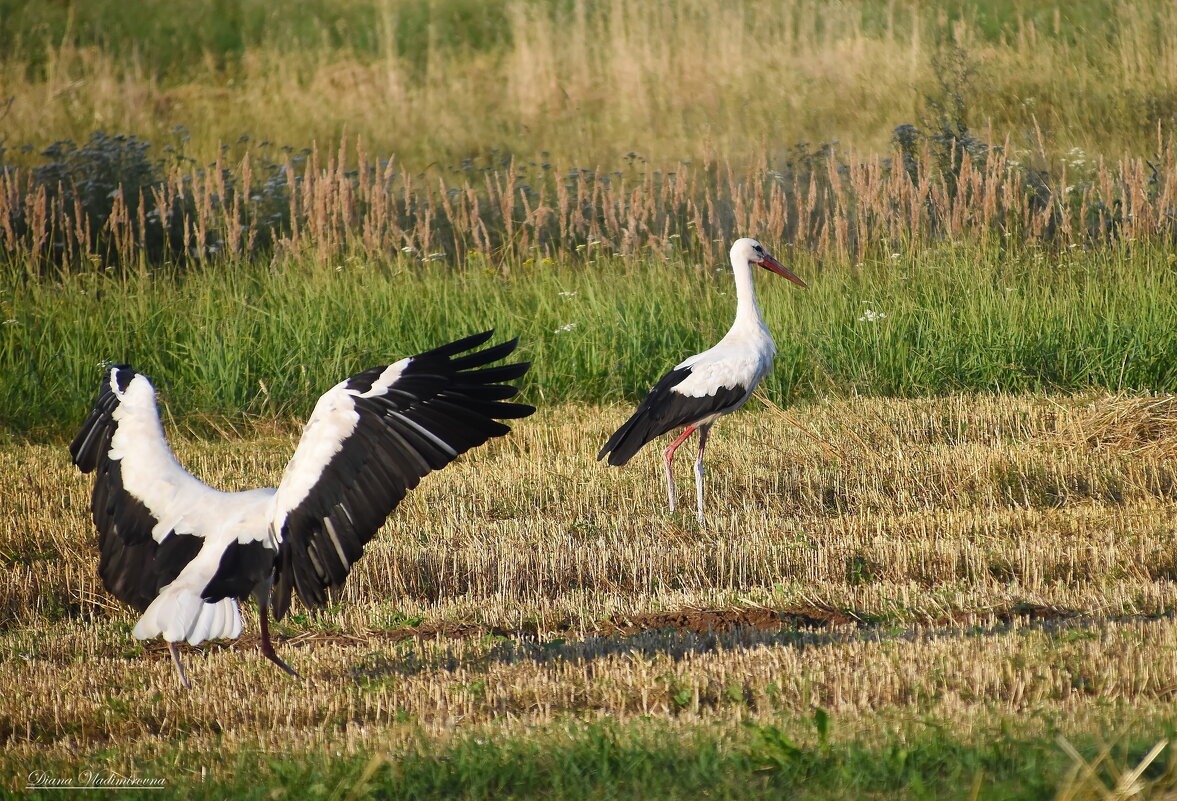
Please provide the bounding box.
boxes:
[3,394,1177,798]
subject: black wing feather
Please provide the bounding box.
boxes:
[271,332,534,619]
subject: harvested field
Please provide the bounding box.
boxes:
[2,395,1176,796]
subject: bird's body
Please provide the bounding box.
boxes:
[598,238,806,523]
[71,331,533,686]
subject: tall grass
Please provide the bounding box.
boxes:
[2,1,1177,169]
[6,123,1177,275]
[3,243,1175,438]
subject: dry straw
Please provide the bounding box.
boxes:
[3,395,1177,759]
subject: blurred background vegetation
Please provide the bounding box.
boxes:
[2,0,1175,167]
[3,0,1177,436]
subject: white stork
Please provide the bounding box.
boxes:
[598,238,806,524]
[70,331,533,687]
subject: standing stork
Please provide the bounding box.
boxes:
[70,331,533,687]
[597,238,806,524]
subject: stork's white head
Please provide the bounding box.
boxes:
[730,238,807,288]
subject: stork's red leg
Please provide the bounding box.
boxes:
[259,600,301,678]
[663,425,697,513]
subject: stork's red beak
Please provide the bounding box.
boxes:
[758,254,807,288]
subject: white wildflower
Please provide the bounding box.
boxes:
[554,323,578,333]
[858,309,887,322]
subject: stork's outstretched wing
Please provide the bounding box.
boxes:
[270,331,534,619]
[70,367,219,611]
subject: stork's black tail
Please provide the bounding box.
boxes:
[597,367,696,466]
[598,409,660,466]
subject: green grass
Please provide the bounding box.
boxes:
[4,243,1176,438]
[0,0,508,79]
[11,718,1175,800]
[269,723,1174,801]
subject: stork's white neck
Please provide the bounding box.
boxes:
[727,252,772,343]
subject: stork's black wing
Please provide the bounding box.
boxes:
[269,331,534,619]
[69,366,208,612]
[597,366,745,466]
